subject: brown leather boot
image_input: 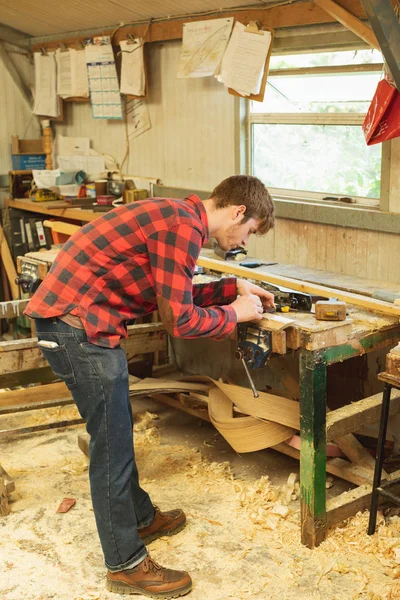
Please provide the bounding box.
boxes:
[138,506,187,545]
[106,555,192,598]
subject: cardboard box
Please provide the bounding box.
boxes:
[11,135,46,170]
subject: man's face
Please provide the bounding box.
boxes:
[216,216,261,251]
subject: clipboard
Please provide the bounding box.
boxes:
[228,21,274,103]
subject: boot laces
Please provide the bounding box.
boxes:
[142,556,163,574]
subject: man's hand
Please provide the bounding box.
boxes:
[231,294,265,323]
[236,278,275,311]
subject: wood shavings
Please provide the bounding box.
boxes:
[133,410,159,432]
[186,513,223,526]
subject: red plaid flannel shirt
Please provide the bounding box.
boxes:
[25,194,238,348]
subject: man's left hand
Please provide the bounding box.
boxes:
[236,279,275,311]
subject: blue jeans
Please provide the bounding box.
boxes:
[35,317,155,572]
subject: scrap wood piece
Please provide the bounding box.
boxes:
[0,464,15,494]
[131,375,299,453]
[129,377,210,396]
[56,497,76,513]
[206,380,298,453]
[0,476,10,516]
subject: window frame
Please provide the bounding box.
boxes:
[245,58,391,211]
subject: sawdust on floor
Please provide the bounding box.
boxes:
[1,404,400,600]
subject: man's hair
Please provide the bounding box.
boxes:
[210,175,275,234]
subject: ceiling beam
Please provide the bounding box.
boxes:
[0,42,34,112]
[313,0,380,49]
[360,0,400,90]
[0,23,31,50]
[30,0,367,50]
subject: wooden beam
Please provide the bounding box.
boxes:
[326,468,400,527]
[31,0,367,51]
[0,225,19,300]
[152,392,211,422]
[313,0,380,49]
[196,255,400,317]
[273,441,375,486]
[0,398,74,415]
[0,42,34,111]
[360,0,400,90]
[0,328,167,375]
[326,389,400,441]
[0,381,70,408]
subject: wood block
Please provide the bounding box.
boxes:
[386,347,400,381]
[0,477,10,516]
[286,326,300,350]
[326,389,400,441]
[272,330,286,354]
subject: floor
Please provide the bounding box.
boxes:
[1,396,400,600]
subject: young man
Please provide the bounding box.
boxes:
[25,175,275,598]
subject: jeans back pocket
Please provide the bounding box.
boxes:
[37,342,77,387]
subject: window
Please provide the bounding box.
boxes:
[249,50,385,206]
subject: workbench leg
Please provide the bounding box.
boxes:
[300,349,327,548]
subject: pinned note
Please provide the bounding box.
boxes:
[217,21,272,97]
[178,18,234,78]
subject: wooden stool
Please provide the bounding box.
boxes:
[368,370,400,534]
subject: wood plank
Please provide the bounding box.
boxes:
[313,0,379,49]
[0,224,19,300]
[0,381,70,408]
[152,392,211,422]
[273,442,374,487]
[0,332,167,375]
[332,432,381,474]
[31,1,367,51]
[0,398,74,415]
[197,255,400,317]
[326,468,400,527]
[0,418,84,437]
[326,389,400,440]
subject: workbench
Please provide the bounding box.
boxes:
[190,253,400,548]
[4,199,400,547]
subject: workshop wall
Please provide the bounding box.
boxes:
[55,40,236,191]
[0,44,40,175]
[247,218,400,285]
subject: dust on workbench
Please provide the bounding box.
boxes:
[1,402,400,600]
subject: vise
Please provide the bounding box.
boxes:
[236,324,272,398]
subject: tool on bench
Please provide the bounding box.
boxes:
[239,259,278,269]
[261,282,313,313]
[236,324,272,398]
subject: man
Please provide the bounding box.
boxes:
[25,175,275,598]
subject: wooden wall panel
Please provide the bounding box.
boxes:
[248,218,400,284]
